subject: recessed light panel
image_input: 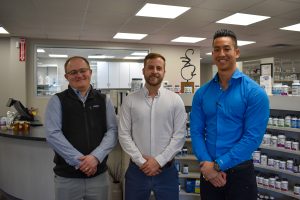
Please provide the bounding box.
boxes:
[113,33,147,40]
[124,56,145,60]
[280,23,300,32]
[237,40,256,46]
[0,27,9,34]
[49,54,68,58]
[216,13,270,26]
[136,3,190,19]
[171,37,206,43]
[37,49,45,53]
[88,55,115,59]
[131,52,148,56]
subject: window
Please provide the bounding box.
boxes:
[35,46,148,96]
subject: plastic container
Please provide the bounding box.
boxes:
[285,115,291,127]
[292,80,300,96]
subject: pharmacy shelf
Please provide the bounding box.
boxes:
[258,184,300,199]
[179,190,200,197]
[179,172,201,179]
[259,145,300,156]
[254,164,300,178]
[176,155,197,161]
[267,125,300,133]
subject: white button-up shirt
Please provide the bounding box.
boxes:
[118,86,186,167]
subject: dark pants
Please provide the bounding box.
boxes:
[200,160,257,200]
[125,160,179,200]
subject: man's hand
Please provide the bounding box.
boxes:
[200,161,226,187]
[79,155,99,177]
[140,155,161,176]
[209,171,227,187]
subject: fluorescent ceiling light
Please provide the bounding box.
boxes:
[37,48,45,53]
[124,56,145,60]
[136,3,190,19]
[206,52,212,55]
[88,55,115,59]
[237,40,256,46]
[131,52,148,56]
[0,27,9,34]
[113,32,147,40]
[280,23,300,32]
[171,36,206,43]
[216,13,270,26]
[49,54,68,58]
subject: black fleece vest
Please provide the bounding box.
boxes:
[54,87,107,178]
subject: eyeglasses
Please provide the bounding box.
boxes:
[66,68,90,76]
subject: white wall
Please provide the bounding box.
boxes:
[0,37,26,117]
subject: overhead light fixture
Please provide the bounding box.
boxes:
[124,56,145,60]
[0,26,9,34]
[237,40,256,46]
[280,23,300,32]
[131,52,148,56]
[37,49,45,53]
[49,54,68,58]
[88,55,115,59]
[38,64,58,67]
[216,13,270,26]
[206,52,212,55]
[171,36,206,43]
[113,32,147,40]
[136,3,190,19]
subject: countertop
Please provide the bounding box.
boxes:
[0,126,46,141]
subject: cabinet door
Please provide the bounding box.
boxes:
[108,62,120,88]
[97,61,109,89]
[129,62,144,84]
[119,62,130,88]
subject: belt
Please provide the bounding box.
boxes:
[225,160,253,174]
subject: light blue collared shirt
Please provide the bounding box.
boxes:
[45,87,118,168]
[190,69,269,171]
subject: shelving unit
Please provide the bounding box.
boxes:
[178,94,200,200]
[242,60,261,84]
[255,96,300,200]
[258,185,300,200]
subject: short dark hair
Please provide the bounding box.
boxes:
[64,56,90,73]
[144,53,166,67]
[213,29,238,48]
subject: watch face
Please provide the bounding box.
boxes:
[214,162,220,171]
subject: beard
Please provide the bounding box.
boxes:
[145,74,163,87]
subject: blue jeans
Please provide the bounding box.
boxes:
[125,161,179,200]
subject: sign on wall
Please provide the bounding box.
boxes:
[19,38,26,61]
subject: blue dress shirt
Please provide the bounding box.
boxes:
[190,69,269,171]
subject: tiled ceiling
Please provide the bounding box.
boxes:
[0,0,300,63]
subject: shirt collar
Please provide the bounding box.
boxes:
[213,68,243,82]
[71,85,91,102]
[142,85,162,98]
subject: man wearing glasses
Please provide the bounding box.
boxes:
[45,56,118,200]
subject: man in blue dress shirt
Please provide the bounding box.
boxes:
[190,29,269,200]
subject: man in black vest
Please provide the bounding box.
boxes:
[45,56,118,200]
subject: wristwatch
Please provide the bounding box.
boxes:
[213,161,221,172]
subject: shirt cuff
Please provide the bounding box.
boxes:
[216,155,231,171]
[155,154,167,168]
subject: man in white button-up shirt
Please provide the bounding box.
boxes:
[118,53,186,200]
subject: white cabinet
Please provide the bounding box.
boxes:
[97,61,109,88]
[129,62,143,81]
[108,62,120,88]
[96,61,143,89]
[120,63,130,88]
